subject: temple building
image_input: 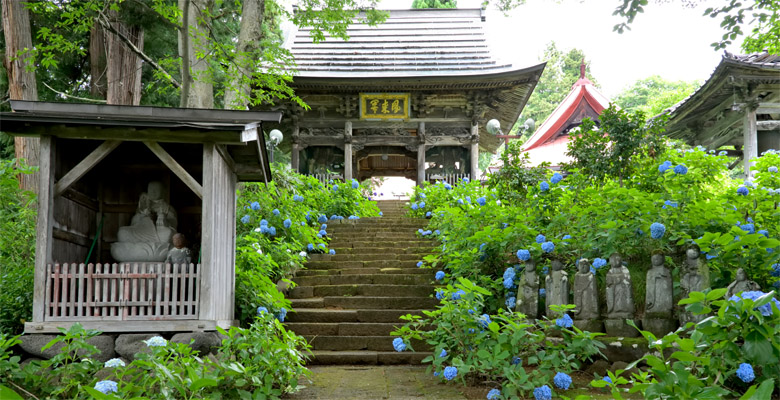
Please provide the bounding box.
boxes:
[274,8,545,184]
[520,63,610,168]
[664,52,780,179]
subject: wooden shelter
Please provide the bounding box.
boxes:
[520,63,610,169]
[275,8,545,184]
[664,52,780,179]
[0,101,281,333]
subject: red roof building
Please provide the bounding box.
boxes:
[520,63,611,168]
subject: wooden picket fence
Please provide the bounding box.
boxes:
[44,263,200,321]
[426,173,471,185]
[308,173,343,185]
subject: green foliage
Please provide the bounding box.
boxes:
[487,142,551,204]
[595,289,780,399]
[0,160,37,335]
[613,75,700,117]
[393,278,605,398]
[412,0,458,8]
[0,318,310,399]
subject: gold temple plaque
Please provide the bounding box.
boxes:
[359,93,410,120]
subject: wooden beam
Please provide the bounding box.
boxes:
[470,123,479,181]
[253,139,268,184]
[757,102,780,114]
[214,144,236,173]
[33,136,55,323]
[743,108,758,181]
[143,141,203,199]
[53,140,121,197]
[25,319,219,333]
[344,121,353,181]
[417,122,426,187]
[757,120,780,131]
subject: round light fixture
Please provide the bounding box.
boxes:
[269,129,283,145]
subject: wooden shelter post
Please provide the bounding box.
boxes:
[417,122,426,186]
[291,120,300,172]
[470,122,479,181]
[743,106,757,181]
[33,135,55,323]
[344,121,353,181]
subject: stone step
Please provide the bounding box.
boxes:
[287,322,404,336]
[304,336,432,352]
[296,267,432,276]
[328,226,427,233]
[309,254,427,262]
[286,308,425,323]
[289,284,435,299]
[331,232,423,238]
[306,350,431,365]
[289,296,439,310]
[294,274,433,286]
[305,260,423,269]
[326,242,433,250]
[326,247,435,255]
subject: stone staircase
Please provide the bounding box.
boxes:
[285,200,437,365]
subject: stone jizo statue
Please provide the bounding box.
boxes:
[516,259,539,319]
[111,181,178,262]
[605,253,634,319]
[726,268,760,298]
[545,259,569,318]
[165,233,193,265]
[573,259,599,320]
[645,252,673,318]
[680,245,711,325]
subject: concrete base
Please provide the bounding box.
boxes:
[642,318,677,337]
[604,319,641,337]
[573,319,604,333]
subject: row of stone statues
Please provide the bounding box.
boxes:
[515,248,759,337]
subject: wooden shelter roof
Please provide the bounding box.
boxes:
[664,52,780,148]
[1,101,281,181]
[287,8,513,78]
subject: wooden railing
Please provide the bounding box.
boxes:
[44,263,200,321]
[425,173,471,185]
[307,173,344,185]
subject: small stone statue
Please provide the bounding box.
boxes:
[604,253,639,337]
[165,233,193,265]
[111,181,178,262]
[643,251,677,336]
[573,259,599,320]
[545,259,569,318]
[680,245,711,326]
[515,259,539,319]
[726,268,760,298]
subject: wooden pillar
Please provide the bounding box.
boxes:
[291,121,300,172]
[33,135,55,323]
[344,121,352,181]
[470,122,480,181]
[417,122,426,186]
[743,107,757,182]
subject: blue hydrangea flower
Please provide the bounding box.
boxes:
[658,160,672,173]
[592,258,607,269]
[411,203,418,210]
[729,291,780,316]
[240,215,250,224]
[144,336,167,347]
[457,199,464,205]
[434,230,441,235]
[737,186,749,196]
[541,241,555,253]
[663,200,678,208]
[379,211,383,216]
[352,179,359,189]
[740,223,755,234]
[293,195,304,202]
[250,201,260,210]
[276,308,287,322]
[269,227,277,236]
[272,209,280,216]
[736,363,755,383]
[536,234,546,243]
[758,229,769,237]
[487,388,501,400]
[517,249,531,261]
[332,184,339,191]
[562,234,571,240]
[104,358,125,368]
[329,249,336,255]
[533,385,552,400]
[540,181,550,191]
[307,243,314,251]
[283,219,292,228]
[318,215,327,223]
[444,183,452,190]
[511,356,521,365]
[650,222,666,239]
[477,197,487,206]
[94,380,118,394]
[539,288,546,296]
[418,228,424,234]
[319,229,327,236]
[257,306,268,315]
[419,201,426,208]
[440,349,447,358]
[479,314,492,328]
[479,243,486,252]
[417,261,423,267]
[435,271,445,280]
[443,366,458,380]
[393,337,406,352]
[452,289,465,300]
[603,376,612,384]
[555,314,573,328]
[462,177,470,183]
[769,166,778,173]
[426,211,432,217]
[318,243,326,249]
[260,218,269,226]
[674,164,688,175]
[770,264,780,278]
[503,267,516,281]
[424,230,432,236]
[505,296,516,309]
[466,196,471,204]
[305,212,311,221]
[551,172,563,184]
[435,289,445,300]
[553,372,572,390]
[434,371,439,376]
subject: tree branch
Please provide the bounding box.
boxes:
[42,81,107,103]
[96,10,181,89]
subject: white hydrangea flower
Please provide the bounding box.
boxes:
[143,336,167,347]
[104,358,126,368]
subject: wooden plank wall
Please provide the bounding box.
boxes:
[200,144,237,324]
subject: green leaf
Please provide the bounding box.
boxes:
[0,385,23,400]
[706,288,728,301]
[671,351,703,363]
[739,379,775,400]
[743,331,775,364]
[477,349,491,359]
[191,377,219,392]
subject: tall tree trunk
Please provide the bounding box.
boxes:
[178,0,213,109]
[89,24,107,99]
[224,0,264,110]
[105,10,144,105]
[2,0,39,193]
